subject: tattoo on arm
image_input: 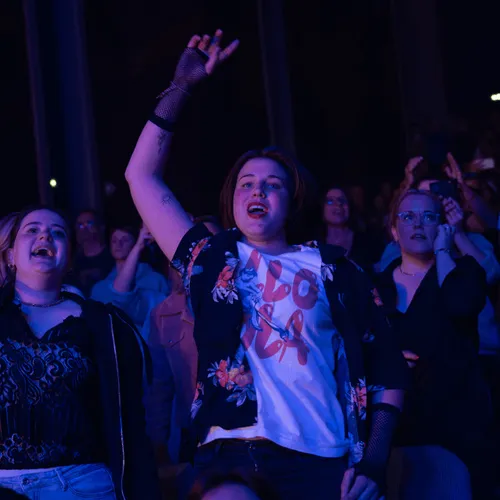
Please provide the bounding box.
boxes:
[161,194,172,206]
[157,130,168,155]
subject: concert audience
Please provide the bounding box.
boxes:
[2,24,500,500]
[91,223,170,329]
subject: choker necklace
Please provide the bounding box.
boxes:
[398,266,426,277]
[16,297,66,308]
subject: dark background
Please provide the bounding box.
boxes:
[2,0,499,222]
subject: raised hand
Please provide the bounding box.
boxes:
[443,197,464,234]
[404,156,424,184]
[189,29,239,76]
[153,29,239,129]
[135,225,154,252]
[434,224,455,252]
[444,153,464,185]
[470,158,495,172]
[168,30,239,93]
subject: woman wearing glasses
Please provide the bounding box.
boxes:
[322,186,384,274]
[375,189,492,499]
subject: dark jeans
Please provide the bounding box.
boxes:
[193,439,347,500]
[479,354,500,497]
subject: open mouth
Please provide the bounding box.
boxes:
[247,202,268,219]
[31,247,55,258]
[410,234,427,240]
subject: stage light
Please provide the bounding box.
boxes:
[491,93,500,101]
[49,178,57,188]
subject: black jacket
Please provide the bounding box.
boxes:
[0,285,161,500]
[374,257,491,464]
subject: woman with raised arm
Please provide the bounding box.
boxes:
[0,207,160,499]
[91,223,170,330]
[126,31,409,500]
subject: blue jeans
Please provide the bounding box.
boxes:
[194,440,347,500]
[0,463,116,499]
[386,446,472,500]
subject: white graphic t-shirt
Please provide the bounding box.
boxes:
[204,242,349,458]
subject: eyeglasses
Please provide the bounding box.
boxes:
[77,220,96,230]
[396,211,440,226]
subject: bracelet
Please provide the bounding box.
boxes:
[149,114,175,132]
[434,248,451,255]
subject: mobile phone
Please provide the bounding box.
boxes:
[429,180,459,200]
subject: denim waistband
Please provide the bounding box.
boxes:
[0,463,107,486]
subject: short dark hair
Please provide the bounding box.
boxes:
[110,224,138,242]
[219,147,310,231]
[76,209,104,226]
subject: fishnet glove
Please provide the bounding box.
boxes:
[354,402,400,490]
[170,47,209,91]
[151,48,209,130]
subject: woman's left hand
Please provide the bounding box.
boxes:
[443,197,464,234]
[341,468,379,500]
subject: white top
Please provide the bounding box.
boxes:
[204,243,349,458]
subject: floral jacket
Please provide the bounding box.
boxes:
[172,224,409,466]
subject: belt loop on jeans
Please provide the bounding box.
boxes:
[55,468,68,491]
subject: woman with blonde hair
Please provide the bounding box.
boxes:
[375,190,492,499]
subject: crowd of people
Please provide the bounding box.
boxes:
[0,29,499,500]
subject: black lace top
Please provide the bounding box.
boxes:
[0,311,103,468]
